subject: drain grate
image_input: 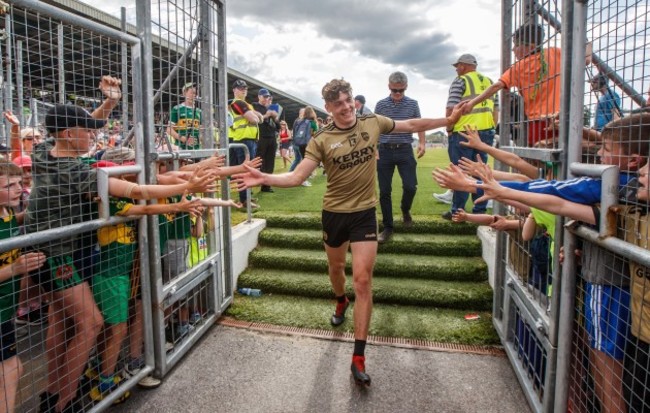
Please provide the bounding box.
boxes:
[218,317,505,357]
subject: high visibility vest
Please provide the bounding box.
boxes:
[453,71,495,132]
[228,99,259,141]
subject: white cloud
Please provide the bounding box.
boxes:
[83,0,502,125]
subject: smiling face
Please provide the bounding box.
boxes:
[325,91,356,129]
[0,175,23,208]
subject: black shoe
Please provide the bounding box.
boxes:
[260,187,274,193]
[351,355,371,386]
[377,229,393,244]
[441,211,453,221]
[330,297,350,326]
[402,212,413,228]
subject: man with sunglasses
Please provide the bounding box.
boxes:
[374,71,424,243]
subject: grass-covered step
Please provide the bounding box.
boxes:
[255,211,478,235]
[237,269,493,310]
[225,293,499,346]
[258,228,482,256]
[249,247,488,282]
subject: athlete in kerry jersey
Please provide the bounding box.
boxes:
[233,78,461,387]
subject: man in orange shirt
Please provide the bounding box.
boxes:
[460,24,561,146]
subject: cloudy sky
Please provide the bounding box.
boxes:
[85,0,502,124]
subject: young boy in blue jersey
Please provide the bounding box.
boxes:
[452,112,650,413]
[0,162,46,413]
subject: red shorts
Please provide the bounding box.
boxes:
[527,118,558,146]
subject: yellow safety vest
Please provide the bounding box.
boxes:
[228,99,259,141]
[453,71,495,132]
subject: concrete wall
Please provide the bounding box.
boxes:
[477,226,497,289]
[231,218,266,285]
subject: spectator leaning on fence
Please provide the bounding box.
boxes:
[459,24,562,147]
[440,113,650,413]
[0,162,46,413]
[25,75,218,413]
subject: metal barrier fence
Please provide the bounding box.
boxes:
[493,1,650,413]
[0,0,230,412]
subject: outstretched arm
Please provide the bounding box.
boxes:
[459,125,538,179]
[458,157,532,182]
[432,163,478,193]
[233,158,319,190]
[197,198,242,208]
[109,167,218,200]
[461,80,505,115]
[92,76,122,120]
[4,110,22,160]
[471,161,595,224]
[121,191,204,217]
[393,104,463,134]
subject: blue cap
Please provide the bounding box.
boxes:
[258,88,271,97]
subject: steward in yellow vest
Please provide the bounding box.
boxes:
[453,70,496,132]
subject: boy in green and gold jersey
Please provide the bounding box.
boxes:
[0,162,46,412]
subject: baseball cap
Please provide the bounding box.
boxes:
[258,88,271,97]
[45,104,107,133]
[182,82,197,92]
[355,95,366,104]
[452,54,478,67]
[232,79,248,89]
[12,155,32,168]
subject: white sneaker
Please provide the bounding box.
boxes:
[301,181,312,187]
[137,375,162,389]
[433,190,453,204]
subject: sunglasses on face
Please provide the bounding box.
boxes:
[390,88,405,94]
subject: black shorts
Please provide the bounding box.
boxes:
[322,207,377,248]
[0,320,17,361]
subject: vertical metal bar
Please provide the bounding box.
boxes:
[199,0,214,150]
[121,7,129,142]
[552,2,582,411]
[0,39,5,142]
[493,0,514,325]
[136,0,167,377]
[198,0,219,316]
[216,0,233,303]
[15,40,23,126]
[57,23,65,104]
[4,14,13,114]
